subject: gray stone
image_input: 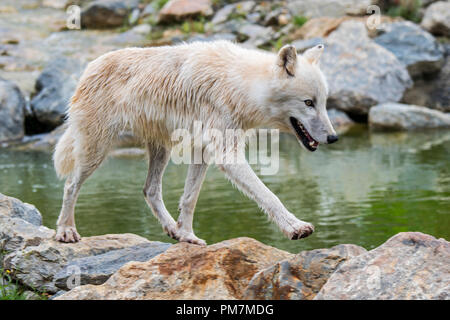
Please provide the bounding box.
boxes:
[238,23,273,47]
[4,233,154,293]
[244,244,366,300]
[374,21,444,77]
[0,78,25,143]
[158,0,213,23]
[402,55,450,112]
[328,109,355,132]
[421,1,450,37]
[54,242,171,290]
[211,4,235,25]
[0,193,42,226]
[81,0,140,29]
[287,0,371,18]
[368,102,450,131]
[0,216,55,254]
[315,232,450,300]
[187,33,237,43]
[292,37,324,53]
[128,8,140,25]
[30,56,85,129]
[321,21,412,116]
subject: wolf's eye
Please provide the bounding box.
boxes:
[304,99,314,107]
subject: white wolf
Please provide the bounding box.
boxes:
[53,40,338,245]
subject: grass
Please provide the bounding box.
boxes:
[293,15,308,27]
[181,19,206,34]
[386,0,422,23]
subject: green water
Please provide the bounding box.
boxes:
[0,126,449,253]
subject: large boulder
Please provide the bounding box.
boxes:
[369,103,450,131]
[0,193,42,226]
[0,193,53,255]
[158,0,213,23]
[421,1,450,37]
[287,0,370,18]
[80,0,140,29]
[29,56,85,130]
[321,21,412,116]
[56,238,293,300]
[3,234,154,293]
[0,78,25,143]
[402,50,450,112]
[315,232,450,300]
[374,21,444,78]
[244,244,366,300]
[54,241,171,290]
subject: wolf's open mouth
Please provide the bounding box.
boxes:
[290,117,319,152]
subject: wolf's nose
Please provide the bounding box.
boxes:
[327,135,339,144]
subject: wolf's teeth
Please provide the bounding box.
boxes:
[309,141,314,146]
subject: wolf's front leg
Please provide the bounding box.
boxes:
[217,161,314,240]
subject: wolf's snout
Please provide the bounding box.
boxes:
[327,135,339,144]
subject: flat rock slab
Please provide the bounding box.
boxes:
[56,237,293,300]
[244,244,366,300]
[54,241,171,290]
[315,232,450,300]
[158,0,213,23]
[369,102,450,131]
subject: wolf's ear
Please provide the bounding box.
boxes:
[303,44,324,65]
[277,45,297,77]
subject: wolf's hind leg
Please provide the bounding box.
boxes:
[177,162,208,246]
[56,163,102,242]
[218,161,314,240]
[143,144,179,239]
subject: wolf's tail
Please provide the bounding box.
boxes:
[53,125,76,179]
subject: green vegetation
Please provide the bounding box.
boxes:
[153,0,169,10]
[0,268,46,300]
[293,15,308,27]
[386,0,422,23]
[181,19,206,34]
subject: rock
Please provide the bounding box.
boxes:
[23,290,41,300]
[292,37,324,53]
[264,8,290,26]
[287,0,371,18]
[421,1,450,37]
[289,16,400,41]
[211,4,235,25]
[81,0,140,29]
[238,23,273,47]
[402,55,450,112]
[0,78,25,143]
[29,56,85,130]
[158,0,213,23]
[186,33,237,44]
[321,21,412,116]
[56,237,293,300]
[15,124,67,152]
[4,233,152,293]
[0,216,55,254]
[374,21,444,77]
[244,244,366,300]
[368,103,450,131]
[54,242,171,290]
[315,232,450,300]
[327,109,355,132]
[0,193,42,226]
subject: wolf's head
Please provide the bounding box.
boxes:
[263,44,338,152]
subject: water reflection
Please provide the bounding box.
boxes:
[0,126,448,253]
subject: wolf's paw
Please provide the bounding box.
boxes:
[285,221,315,240]
[55,226,81,243]
[164,225,206,246]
